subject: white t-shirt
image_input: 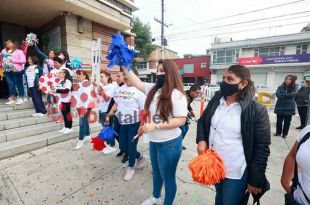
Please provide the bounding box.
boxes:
[294,125,310,205]
[209,97,247,180]
[97,83,115,112]
[55,79,72,103]
[113,84,146,125]
[144,83,187,143]
[25,65,39,88]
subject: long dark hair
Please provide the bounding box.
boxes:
[228,65,255,99]
[26,56,40,67]
[144,59,185,121]
[282,75,296,93]
[61,69,73,88]
[60,50,70,62]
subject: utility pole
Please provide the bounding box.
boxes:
[154,0,168,59]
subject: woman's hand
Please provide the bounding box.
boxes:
[104,115,110,123]
[197,141,207,155]
[141,123,156,134]
[247,184,262,195]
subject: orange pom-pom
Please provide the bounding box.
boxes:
[188,149,226,185]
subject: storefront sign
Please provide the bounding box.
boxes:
[238,54,310,65]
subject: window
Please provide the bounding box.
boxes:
[254,47,285,57]
[106,0,132,15]
[296,44,308,54]
[137,62,147,69]
[201,63,207,68]
[184,64,194,73]
[212,49,239,64]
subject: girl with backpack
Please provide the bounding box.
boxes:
[282,125,310,205]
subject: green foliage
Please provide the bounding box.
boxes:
[131,17,155,60]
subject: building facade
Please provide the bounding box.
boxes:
[210,31,310,90]
[0,0,137,97]
[136,45,178,82]
[174,55,211,85]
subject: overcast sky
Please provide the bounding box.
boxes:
[133,0,310,57]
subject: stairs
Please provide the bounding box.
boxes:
[0,100,102,160]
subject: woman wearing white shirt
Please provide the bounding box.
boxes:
[282,125,310,205]
[51,69,73,135]
[74,70,93,150]
[122,60,188,205]
[196,65,271,205]
[97,71,117,154]
[106,69,146,181]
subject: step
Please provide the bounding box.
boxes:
[0,116,52,131]
[1,122,61,142]
[0,109,35,121]
[0,101,34,111]
[0,123,102,160]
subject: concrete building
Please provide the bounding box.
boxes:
[174,55,211,85]
[136,45,178,82]
[210,30,310,90]
[0,0,137,97]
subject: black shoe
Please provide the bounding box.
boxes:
[116,150,125,157]
[274,133,281,136]
[122,155,128,163]
[296,126,304,130]
[282,135,287,139]
[182,146,186,150]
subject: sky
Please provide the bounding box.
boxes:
[133,0,310,57]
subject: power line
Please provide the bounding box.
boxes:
[165,8,197,23]
[168,20,310,42]
[165,0,306,31]
[165,11,310,37]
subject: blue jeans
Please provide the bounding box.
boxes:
[180,124,189,139]
[4,72,16,97]
[150,136,182,205]
[79,109,91,140]
[215,169,248,205]
[119,122,140,167]
[13,71,25,97]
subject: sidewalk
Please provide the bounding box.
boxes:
[0,104,301,205]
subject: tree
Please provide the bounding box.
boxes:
[131,17,154,60]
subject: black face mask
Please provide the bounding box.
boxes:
[156,75,165,88]
[220,81,240,97]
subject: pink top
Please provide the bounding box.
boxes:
[1,49,26,71]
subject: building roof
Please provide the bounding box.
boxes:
[211,31,310,50]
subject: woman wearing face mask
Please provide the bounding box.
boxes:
[122,60,188,205]
[196,65,271,205]
[274,75,296,138]
[295,80,310,129]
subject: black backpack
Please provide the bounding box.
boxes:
[285,131,310,205]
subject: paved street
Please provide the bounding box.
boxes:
[0,102,301,205]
